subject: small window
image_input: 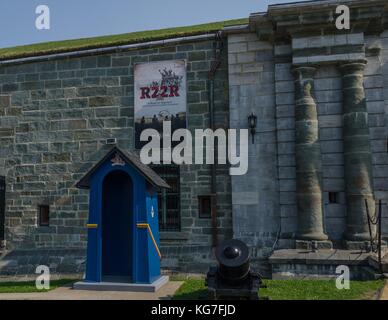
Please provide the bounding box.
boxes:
[38,205,50,226]
[329,192,339,204]
[0,176,5,241]
[198,195,212,219]
[151,165,180,231]
[386,138,388,153]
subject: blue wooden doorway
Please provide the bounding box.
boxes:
[102,171,133,282]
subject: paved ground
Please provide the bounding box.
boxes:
[0,281,183,300]
[379,280,388,300]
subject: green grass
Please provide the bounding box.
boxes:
[173,279,385,300]
[0,18,248,60]
[0,279,76,293]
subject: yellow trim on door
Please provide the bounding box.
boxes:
[136,223,162,259]
[86,224,98,229]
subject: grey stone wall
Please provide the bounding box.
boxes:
[0,39,232,275]
[228,32,280,270]
[228,30,388,247]
[379,30,388,234]
[315,65,345,240]
[273,44,297,241]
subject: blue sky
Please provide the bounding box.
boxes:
[0,0,305,49]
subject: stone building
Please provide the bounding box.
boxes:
[0,0,388,279]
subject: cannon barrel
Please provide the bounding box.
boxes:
[216,239,250,283]
[206,239,262,300]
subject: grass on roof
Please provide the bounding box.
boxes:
[0,18,248,61]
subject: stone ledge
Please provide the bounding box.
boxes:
[73,276,169,293]
[295,240,333,250]
[344,241,388,251]
[160,232,190,241]
[268,249,371,266]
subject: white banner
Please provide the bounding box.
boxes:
[134,60,187,149]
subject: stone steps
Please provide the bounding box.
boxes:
[360,266,385,280]
[269,249,381,280]
[367,253,388,274]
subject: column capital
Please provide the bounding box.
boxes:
[339,60,367,75]
[291,65,317,80]
[293,65,316,100]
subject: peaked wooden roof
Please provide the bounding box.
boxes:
[76,146,170,189]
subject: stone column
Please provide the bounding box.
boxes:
[339,61,375,242]
[293,66,328,241]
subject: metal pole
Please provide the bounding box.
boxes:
[208,32,223,249]
[209,79,218,249]
[378,199,382,273]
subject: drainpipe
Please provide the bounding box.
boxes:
[208,31,224,249]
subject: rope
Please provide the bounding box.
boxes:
[365,199,382,254]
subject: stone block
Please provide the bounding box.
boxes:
[242,62,263,73]
[317,102,342,115]
[347,33,364,45]
[275,81,294,93]
[295,240,333,250]
[277,129,295,142]
[236,52,255,64]
[322,154,344,166]
[318,115,343,128]
[0,128,14,137]
[188,51,206,61]
[106,67,129,76]
[277,118,295,130]
[279,179,296,192]
[321,141,343,153]
[77,86,107,97]
[276,105,294,118]
[229,73,258,86]
[248,41,272,52]
[365,88,383,101]
[57,59,81,70]
[345,241,371,251]
[89,96,115,107]
[228,42,247,53]
[319,127,342,141]
[276,92,294,105]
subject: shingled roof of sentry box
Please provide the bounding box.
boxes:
[76,146,170,190]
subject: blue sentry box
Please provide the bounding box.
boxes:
[76,147,169,285]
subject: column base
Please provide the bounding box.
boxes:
[296,232,328,241]
[344,240,372,251]
[295,240,333,250]
[344,232,371,242]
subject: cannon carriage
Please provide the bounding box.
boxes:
[206,239,263,300]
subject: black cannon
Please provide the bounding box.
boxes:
[205,239,263,300]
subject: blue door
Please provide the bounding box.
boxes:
[102,171,133,282]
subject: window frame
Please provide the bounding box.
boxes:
[38,205,50,227]
[0,176,5,241]
[198,195,212,219]
[328,192,339,204]
[151,164,181,232]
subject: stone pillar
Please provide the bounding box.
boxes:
[293,66,328,241]
[340,61,375,242]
